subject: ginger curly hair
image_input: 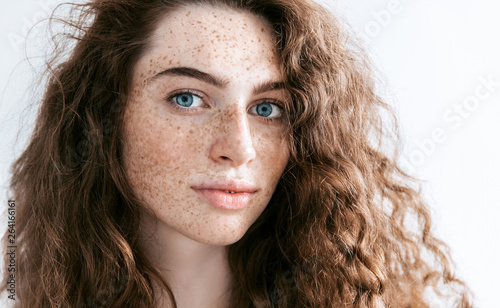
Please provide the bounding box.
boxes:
[4,0,472,307]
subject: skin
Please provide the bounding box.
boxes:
[121,5,290,307]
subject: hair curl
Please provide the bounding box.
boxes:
[3,0,473,307]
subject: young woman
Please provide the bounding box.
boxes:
[4,0,473,307]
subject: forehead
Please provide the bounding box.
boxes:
[136,4,281,81]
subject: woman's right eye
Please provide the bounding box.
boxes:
[170,92,204,108]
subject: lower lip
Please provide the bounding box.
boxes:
[194,189,254,210]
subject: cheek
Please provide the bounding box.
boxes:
[121,103,207,202]
[254,132,290,189]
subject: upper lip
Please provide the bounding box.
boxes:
[191,180,258,193]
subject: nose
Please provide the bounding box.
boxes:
[209,108,256,167]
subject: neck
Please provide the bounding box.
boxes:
[139,212,233,308]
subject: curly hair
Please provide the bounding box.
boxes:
[3,0,473,307]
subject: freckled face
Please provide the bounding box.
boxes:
[121,5,290,245]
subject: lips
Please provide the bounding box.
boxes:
[191,180,257,210]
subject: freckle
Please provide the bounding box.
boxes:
[186,11,191,16]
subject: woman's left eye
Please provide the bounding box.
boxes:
[249,102,282,119]
[171,92,204,108]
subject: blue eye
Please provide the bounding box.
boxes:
[172,92,203,108]
[250,102,282,118]
[256,103,272,117]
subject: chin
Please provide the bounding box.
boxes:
[198,236,244,246]
[185,224,251,246]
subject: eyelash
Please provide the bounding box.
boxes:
[165,90,285,123]
[253,100,284,123]
[165,89,207,112]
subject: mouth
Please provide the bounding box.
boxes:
[191,180,257,210]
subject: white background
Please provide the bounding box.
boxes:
[1,0,499,307]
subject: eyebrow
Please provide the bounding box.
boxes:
[152,67,228,88]
[151,66,286,95]
[252,80,286,95]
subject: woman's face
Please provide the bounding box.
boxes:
[122,5,290,245]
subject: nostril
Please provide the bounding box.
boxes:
[221,156,229,160]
